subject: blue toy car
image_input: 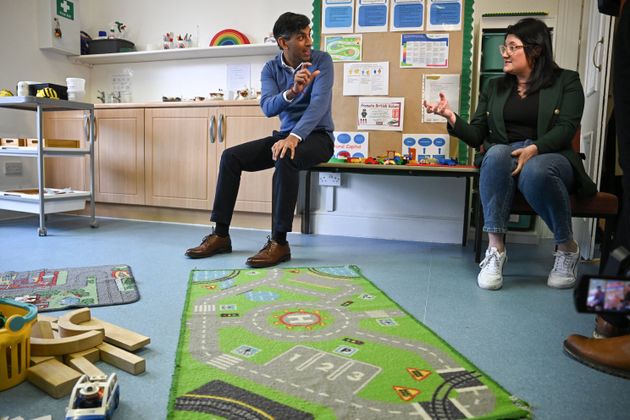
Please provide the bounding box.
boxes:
[65,373,120,420]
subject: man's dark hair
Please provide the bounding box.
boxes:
[273,12,311,45]
[500,18,560,95]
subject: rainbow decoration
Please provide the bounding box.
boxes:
[209,29,250,46]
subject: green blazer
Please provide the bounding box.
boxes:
[448,69,597,197]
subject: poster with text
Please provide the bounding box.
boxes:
[325,35,362,61]
[390,0,425,31]
[334,131,370,158]
[357,97,405,131]
[400,33,449,68]
[422,74,460,123]
[427,0,462,31]
[402,134,450,160]
[323,0,355,34]
[355,0,389,33]
[343,62,389,96]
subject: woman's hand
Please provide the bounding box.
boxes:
[423,92,456,125]
[511,144,539,176]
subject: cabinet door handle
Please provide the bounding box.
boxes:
[218,113,225,143]
[209,115,216,143]
[84,113,98,143]
[592,37,604,72]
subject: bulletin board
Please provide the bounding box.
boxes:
[312,0,475,162]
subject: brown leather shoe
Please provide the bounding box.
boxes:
[246,238,291,268]
[185,231,232,259]
[593,315,630,338]
[563,333,630,379]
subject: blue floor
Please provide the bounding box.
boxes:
[0,215,628,419]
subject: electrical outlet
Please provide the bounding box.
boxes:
[318,172,341,186]
[4,161,22,176]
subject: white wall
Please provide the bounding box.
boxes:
[80,0,314,102]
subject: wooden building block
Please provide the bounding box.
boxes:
[27,359,82,399]
[31,330,104,356]
[67,356,105,378]
[98,342,145,375]
[59,308,150,351]
[90,318,150,352]
[30,355,56,366]
[36,314,58,330]
[64,348,100,364]
[57,308,102,337]
[31,320,55,339]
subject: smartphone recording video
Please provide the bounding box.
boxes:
[575,275,630,313]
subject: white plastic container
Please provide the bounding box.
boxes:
[66,77,86,101]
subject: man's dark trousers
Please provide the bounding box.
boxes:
[211,130,334,234]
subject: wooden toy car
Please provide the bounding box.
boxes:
[65,373,120,420]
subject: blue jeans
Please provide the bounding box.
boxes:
[479,140,575,243]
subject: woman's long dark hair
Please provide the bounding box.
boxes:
[500,18,560,95]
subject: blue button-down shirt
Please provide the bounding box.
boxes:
[259,49,334,141]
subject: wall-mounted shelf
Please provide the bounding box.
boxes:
[72,43,280,65]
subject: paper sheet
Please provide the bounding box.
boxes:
[355,0,389,33]
[422,74,460,123]
[427,0,462,31]
[325,35,362,62]
[402,133,450,160]
[343,62,389,96]
[400,33,449,68]
[390,0,425,31]
[334,131,370,158]
[357,97,405,131]
[322,0,355,34]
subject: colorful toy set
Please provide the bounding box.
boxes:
[331,151,460,167]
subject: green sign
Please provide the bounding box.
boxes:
[56,0,74,20]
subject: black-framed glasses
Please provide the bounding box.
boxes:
[499,44,526,55]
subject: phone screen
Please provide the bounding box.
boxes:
[586,277,630,312]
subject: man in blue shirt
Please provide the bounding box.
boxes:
[185,12,334,267]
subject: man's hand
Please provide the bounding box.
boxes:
[423,92,456,125]
[289,62,320,97]
[272,135,300,160]
[511,144,539,176]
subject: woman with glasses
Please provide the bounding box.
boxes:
[423,18,596,291]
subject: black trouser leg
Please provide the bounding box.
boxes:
[272,130,334,234]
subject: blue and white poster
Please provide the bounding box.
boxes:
[390,0,425,32]
[402,134,450,160]
[427,0,462,31]
[355,0,389,33]
[323,0,355,34]
[333,131,370,158]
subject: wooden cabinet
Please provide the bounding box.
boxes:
[222,106,279,213]
[94,109,145,204]
[145,107,218,209]
[43,111,88,190]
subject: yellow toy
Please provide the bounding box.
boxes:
[36,87,59,99]
[0,298,38,391]
[0,88,14,97]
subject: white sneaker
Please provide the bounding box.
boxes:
[477,247,507,290]
[547,247,580,288]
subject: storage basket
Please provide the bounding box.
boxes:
[0,298,38,391]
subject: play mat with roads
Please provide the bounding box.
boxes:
[168,266,529,419]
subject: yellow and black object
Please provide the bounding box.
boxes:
[0,89,14,97]
[28,83,68,100]
[35,87,59,99]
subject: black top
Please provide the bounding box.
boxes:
[504,85,539,142]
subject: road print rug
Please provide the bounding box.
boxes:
[168,266,529,419]
[0,264,139,312]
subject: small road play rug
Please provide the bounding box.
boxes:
[168,266,529,419]
[0,264,139,312]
